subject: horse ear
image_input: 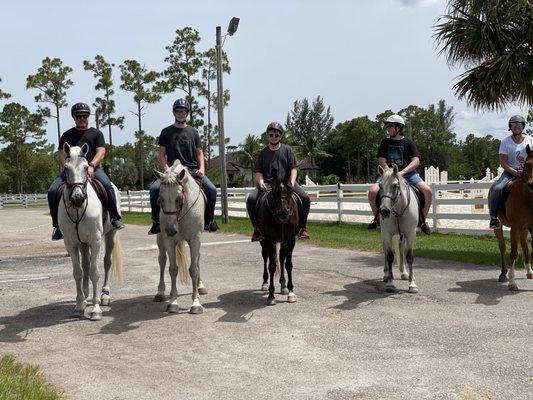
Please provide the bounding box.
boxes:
[527,144,532,156]
[392,164,399,174]
[177,168,187,182]
[154,170,165,180]
[63,142,71,155]
[81,143,89,157]
[378,165,385,176]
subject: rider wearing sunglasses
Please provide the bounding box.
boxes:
[47,102,125,240]
[246,122,311,242]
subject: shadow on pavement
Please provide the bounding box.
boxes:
[203,289,269,323]
[448,278,531,306]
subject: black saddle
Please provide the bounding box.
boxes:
[375,183,425,212]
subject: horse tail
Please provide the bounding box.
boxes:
[175,240,190,285]
[275,242,280,277]
[110,232,123,281]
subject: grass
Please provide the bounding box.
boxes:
[0,355,62,400]
[122,212,516,267]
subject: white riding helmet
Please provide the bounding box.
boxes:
[385,114,405,126]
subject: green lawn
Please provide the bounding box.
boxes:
[122,212,514,267]
[0,355,62,400]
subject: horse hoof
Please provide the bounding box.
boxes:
[90,312,102,321]
[527,273,533,279]
[281,287,289,295]
[100,295,110,306]
[287,293,297,303]
[401,274,409,281]
[198,287,208,295]
[508,283,519,291]
[382,276,388,282]
[72,309,85,318]
[261,283,268,291]
[408,286,419,294]
[153,294,166,302]
[498,274,509,283]
[266,298,276,306]
[189,305,204,315]
[166,303,179,313]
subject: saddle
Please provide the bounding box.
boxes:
[255,190,302,225]
[498,180,516,218]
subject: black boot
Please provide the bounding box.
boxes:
[148,222,160,235]
[51,227,63,241]
[111,217,125,230]
[367,217,380,230]
[204,220,219,232]
[489,217,500,229]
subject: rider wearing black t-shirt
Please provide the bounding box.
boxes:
[47,103,125,240]
[246,122,311,242]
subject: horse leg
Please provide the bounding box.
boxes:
[508,229,519,291]
[404,233,418,293]
[397,234,408,280]
[279,243,288,295]
[188,237,204,314]
[261,243,269,291]
[382,236,395,292]
[100,232,114,306]
[88,238,103,321]
[285,240,297,303]
[525,229,533,279]
[69,244,86,317]
[154,234,167,302]
[166,242,180,313]
[266,242,277,305]
[495,227,508,282]
[80,244,90,300]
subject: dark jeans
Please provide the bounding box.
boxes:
[150,173,217,225]
[488,171,514,218]
[47,167,121,228]
[246,183,310,230]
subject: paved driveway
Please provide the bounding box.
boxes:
[0,208,531,399]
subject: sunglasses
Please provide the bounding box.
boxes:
[75,114,89,120]
[268,132,281,138]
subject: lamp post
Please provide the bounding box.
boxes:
[216,17,239,224]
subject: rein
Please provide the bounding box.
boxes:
[382,176,411,235]
[62,179,89,245]
[264,188,295,244]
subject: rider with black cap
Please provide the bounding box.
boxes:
[148,98,218,234]
[46,102,125,240]
[488,115,532,229]
[246,122,311,242]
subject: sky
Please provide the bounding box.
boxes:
[0,0,528,151]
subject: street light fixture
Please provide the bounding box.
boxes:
[216,17,239,224]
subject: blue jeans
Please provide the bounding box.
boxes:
[376,171,423,186]
[47,167,121,228]
[488,171,514,218]
[150,173,217,225]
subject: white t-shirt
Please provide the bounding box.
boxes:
[498,135,533,170]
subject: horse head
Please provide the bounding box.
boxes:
[63,143,89,208]
[523,144,533,192]
[155,160,188,236]
[269,170,294,224]
[378,164,404,219]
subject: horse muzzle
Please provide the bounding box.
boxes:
[379,207,391,218]
[165,225,178,237]
[70,192,86,208]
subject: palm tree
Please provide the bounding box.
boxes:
[435,0,532,110]
[237,134,262,184]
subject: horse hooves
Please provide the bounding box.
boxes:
[266,298,276,306]
[408,286,419,294]
[527,273,533,280]
[100,296,110,306]
[261,283,268,291]
[508,284,519,291]
[287,293,297,303]
[281,287,289,295]
[401,274,409,281]
[166,303,179,313]
[498,274,509,283]
[90,312,102,321]
[198,287,208,295]
[153,294,166,302]
[189,306,204,315]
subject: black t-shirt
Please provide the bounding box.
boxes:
[377,137,419,171]
[158,125,202,169]
[253,144,298,184]
[58,127,105,163]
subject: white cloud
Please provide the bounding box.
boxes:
[454,106,529,140]
[397,0,441,7]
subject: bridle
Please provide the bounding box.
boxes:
[264,183,296,244]
[380,174,412,234]
[62,169,90,244]
[160,181,201,222]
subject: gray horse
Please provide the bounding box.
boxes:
[58,143,123,320]
[154,160,207,314]
[378,165,419,293]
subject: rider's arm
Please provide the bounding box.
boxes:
[90,147,105,167]
[400,156,420,175]
[158,146,169,172]
[378,157,388,170]
[57,150,66,168]
[255,172,267,190]
[196,147,205,176]
[290,168,297,186]
[499,154,520,176]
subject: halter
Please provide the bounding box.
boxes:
[380,175,411,235]
[160,180,202,222]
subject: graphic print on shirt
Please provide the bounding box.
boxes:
[388,145,404,168]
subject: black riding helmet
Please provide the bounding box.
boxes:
[508,115,526,130]
[71,102,91,117]
[173,98,190,112]
[266,122,284,135]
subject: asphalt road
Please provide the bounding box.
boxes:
[0,208,531,400]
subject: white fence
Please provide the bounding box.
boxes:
[120,181,497,236]
[0,193,47,208]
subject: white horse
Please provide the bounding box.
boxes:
[378,165,419,293]
[154,160,206,314]
[58,143,122,320]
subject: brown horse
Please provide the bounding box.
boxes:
[493,144,533,290]
[258,172,299,305]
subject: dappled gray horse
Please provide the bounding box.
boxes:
[378,165,419,293]
[58,143,122,320]
[154,160,207,314]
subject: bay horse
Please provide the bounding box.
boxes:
[258,171,299,305]
[378,165,419,293]
[58,143,123,320]
[493,144,533,290]
[154,160,207,314]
